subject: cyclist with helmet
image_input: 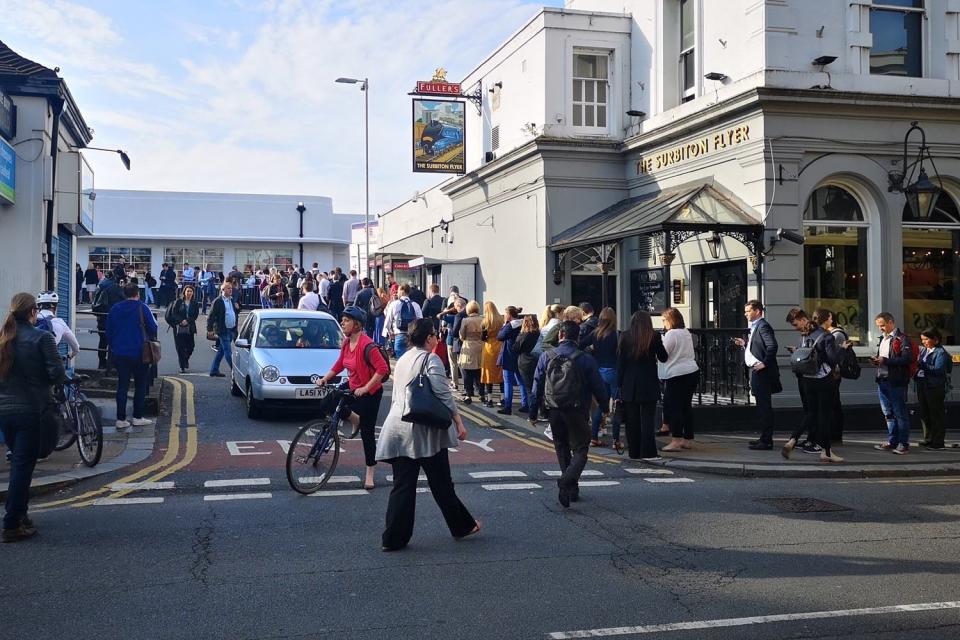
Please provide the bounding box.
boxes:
[36,292,80,371]
[316,305,389,490]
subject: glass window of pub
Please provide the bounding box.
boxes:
[803,185,869,343]
[902,192,960,345]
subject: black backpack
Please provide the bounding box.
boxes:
[543,351,585,411]
[789,335,824,377]
[92,285,111,313]
[398,300,416,331]
[363,343,391,382]
[829,328,860,380]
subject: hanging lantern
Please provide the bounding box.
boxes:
[904,168,941,221]
[706,231,722,260]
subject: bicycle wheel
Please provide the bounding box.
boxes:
[76,401,103,467]
[286,419,340,495]
[53,403,76,451]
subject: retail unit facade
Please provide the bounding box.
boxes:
[77,190,360,279]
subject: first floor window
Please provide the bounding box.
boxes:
[679,0,695,102]
[870,0,923,77]
[572,52,609,129]
[803,186,869,343]
[236,248,294,273]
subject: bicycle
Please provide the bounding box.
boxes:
[52,374,104,467]
[285,380,356,495]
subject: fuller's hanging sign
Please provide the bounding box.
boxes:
[414,68,461,97]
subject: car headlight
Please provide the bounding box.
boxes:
[261,365,280,382]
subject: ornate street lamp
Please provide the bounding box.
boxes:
[889,121,942,221]
[705,231,722,260]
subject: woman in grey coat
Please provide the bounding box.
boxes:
[376,319,480,551]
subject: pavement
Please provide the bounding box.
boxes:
[460,397,960,478]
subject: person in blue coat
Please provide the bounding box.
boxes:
[496,306,527,415]
[106,283,158,431]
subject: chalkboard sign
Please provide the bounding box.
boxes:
[631,268,666,313]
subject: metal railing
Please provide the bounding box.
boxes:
[688,328,752,406]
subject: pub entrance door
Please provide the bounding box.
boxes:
[697,261,747,329]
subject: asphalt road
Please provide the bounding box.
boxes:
[3,344,960,639]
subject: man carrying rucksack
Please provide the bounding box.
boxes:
[383,283,422,359]
[529,320,608,508]
[92,272,124,369]
[872,312,915,455]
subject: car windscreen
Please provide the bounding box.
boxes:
[255,318,343,350]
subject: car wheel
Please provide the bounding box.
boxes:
[231,371,243,397]
[245,380,262,419]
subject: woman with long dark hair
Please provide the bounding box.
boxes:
[617,311,667,460]
[514,314,542,424]
[581,307,622,452]
[169,285,200,373]
[0,293,67,542]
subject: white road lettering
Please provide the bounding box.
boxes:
[461,438,495,452]
[226,441,271,456]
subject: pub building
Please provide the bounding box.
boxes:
[376,2,960,409]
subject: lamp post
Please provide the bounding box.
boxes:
[888,121,943,221]
[335,76,370,280]
[296,201,306,267]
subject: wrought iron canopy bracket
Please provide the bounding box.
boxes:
[463,84,483,115]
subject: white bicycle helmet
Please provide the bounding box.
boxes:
[37,290,60,306]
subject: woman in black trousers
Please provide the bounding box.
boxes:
[169,285,200,373]
[617,311,667,460]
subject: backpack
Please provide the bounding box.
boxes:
[790,334,824,377]
[35,313,55,335]
[829,328,861,380]
[368,292,385,318]
[397,300,415,331]
[892,333,920,380]
[92,285,111,313]
[363,342,391,382]
[543,351,585,411]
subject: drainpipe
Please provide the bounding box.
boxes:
[45,97,65,291]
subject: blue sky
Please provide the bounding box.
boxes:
[2,0,562,214]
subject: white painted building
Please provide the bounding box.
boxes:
[0,41,94,326]
[77,190,361,279]
[378,1,960,406]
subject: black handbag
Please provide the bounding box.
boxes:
[402,353,453,429]
[38,402,64,459]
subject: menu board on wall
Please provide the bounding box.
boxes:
[630,268,666,313]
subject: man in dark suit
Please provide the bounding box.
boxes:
[734,300,782,450]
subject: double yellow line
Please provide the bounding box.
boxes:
[459,404,614,465]
[35,377,198,510]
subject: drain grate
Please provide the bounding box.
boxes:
[756,497,852,513]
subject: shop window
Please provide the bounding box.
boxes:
[572,51,609,129]
[89,246,151,276]
[870,0,924,78]
[902,193,960,345]
[235,248,294,274]
[164,248,224,275]
[679,0,696,103]
[803,186,869,343]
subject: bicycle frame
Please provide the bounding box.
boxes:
[299,384,352,465]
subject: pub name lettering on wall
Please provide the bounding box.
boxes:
[636,125,751,175]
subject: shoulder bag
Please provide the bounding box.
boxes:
[401,353,453,429]
[139,306,162,364]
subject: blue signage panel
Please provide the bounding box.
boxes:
[0,137,15,205]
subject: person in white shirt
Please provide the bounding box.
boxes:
[382,283,422,358]
[297,280,321,311]
[181,263,196,284]
[658,307,700,452]
[36,291,81,374]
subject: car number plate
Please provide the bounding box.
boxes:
[296,387,323,399]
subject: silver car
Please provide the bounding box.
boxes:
[230,309,343,418]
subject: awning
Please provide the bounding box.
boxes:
[407,256,479,268]
[550,180,763,250]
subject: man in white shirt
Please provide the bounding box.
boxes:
[36,291,81,365]
[181,262,196,285]
[382,283,422,358]
[298,280,321,311]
